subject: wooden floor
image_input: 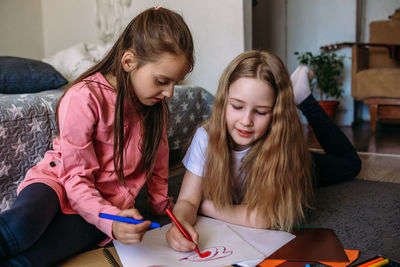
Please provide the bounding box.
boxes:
[307,121,400,155]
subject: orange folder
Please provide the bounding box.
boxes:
[257,228,359,267]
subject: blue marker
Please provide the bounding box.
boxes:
[99,213,161,228]
[305,264,311,267]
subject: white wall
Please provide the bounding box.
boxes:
[0,0,44,59]
[287,0,357,126]
[0,0,251,96]
[41,0,98,56]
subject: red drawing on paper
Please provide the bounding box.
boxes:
[179,246,233,262]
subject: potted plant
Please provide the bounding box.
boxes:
[294,50,346,120]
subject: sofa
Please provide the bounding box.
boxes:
[0,84,214,212]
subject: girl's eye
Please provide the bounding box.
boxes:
[232,104,242,110]
[157,80,169,85]
[256,111,268,115]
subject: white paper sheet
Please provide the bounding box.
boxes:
[194,216,296,266]
[194,216,295,257]
[113,216,295,267]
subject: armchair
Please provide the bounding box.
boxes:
[321,9,400,132]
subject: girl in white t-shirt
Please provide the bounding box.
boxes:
[166,50,361,253]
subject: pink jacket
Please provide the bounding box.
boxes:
[17,72,170,245]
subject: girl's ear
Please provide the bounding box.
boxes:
[121,51,137,72]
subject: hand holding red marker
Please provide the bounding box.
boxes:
[165,208,210,258]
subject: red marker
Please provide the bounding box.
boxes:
[165,208,211,258]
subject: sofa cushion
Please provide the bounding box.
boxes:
[0,56,68,94]
[352,68,400,100]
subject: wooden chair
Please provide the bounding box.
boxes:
[321,9,400,132]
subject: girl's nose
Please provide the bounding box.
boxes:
[240,112,253,126]
[162,85,174,99]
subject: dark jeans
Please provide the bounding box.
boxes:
[298,95,361,187]
[0,183,106,267]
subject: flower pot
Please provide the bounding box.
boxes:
[318,100,339,120]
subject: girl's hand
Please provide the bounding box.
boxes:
[112,208,151,244]
[166,220,198,252]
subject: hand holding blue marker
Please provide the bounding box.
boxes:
[99,213,161,228]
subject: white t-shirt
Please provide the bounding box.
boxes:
[182,127,250,199]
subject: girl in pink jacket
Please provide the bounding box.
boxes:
[0,7,194,266]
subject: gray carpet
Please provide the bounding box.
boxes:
[305,179,400,265]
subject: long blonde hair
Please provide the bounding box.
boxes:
[203,50,313,231]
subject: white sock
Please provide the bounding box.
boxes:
[290,65,313,105]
